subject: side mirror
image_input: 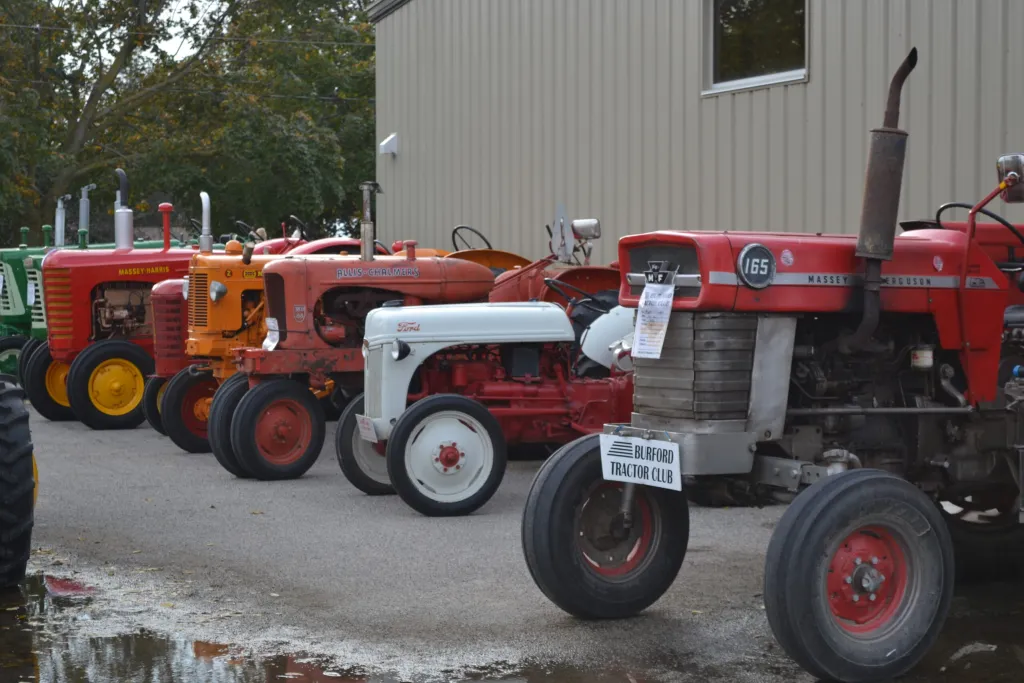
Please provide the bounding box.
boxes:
[997,154,1024,203]
[571,218,601,241]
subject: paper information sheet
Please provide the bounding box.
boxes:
[631,282,673,359]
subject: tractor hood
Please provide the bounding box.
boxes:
[363,301,575,347]
[616,227,1001,314]
[43,246,200,271]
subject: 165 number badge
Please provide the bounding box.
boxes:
[737,243,776,289]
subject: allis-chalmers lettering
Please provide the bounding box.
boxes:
[118,266,170,276]
[336,266,421,279]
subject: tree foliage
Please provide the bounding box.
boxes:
[0,0,375,243]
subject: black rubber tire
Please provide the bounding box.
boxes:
[66,340,153,430]
[336,393,394,496]
[0,336,27,384]
[944,514,1024,584]
[521,434,689,618]
[208,373,251,478]
[142,376,168,435]
[0,381,35,588]
[231,379,326,481]
[21,342,74,422]
[763,469,954,683]
[386,394,507,516]
[17,338,42,387]
[161,367,219,454]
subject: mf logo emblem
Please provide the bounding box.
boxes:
[293,304,306,322]
[644,261,677,285]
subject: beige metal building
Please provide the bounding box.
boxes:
[369,0,1024,264]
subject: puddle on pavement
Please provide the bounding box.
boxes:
[2,572,1024,683]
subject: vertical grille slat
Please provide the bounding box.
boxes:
[364,347,384,417]
[42,268,71,339]
[188,273,209,328]
[153,284,188,376]
[0,263,18,315]
[632,312,756,422]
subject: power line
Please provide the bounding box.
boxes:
[7,79,374,102]
[0,22,375,48]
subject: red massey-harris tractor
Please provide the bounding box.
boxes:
[24,170,206,430]
[337,219,639,517]
[207,182,499,481]
[520,48,1024,682]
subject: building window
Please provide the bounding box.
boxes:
[705,0,807,95]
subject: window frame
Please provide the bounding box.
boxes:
[701,0,810,97]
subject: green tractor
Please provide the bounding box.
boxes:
[2,186,213,384]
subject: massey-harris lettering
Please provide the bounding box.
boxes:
[118,266,171,276]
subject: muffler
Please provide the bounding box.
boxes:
[359,181,382,261]
[113,168,134,250]
[199,192,213,253]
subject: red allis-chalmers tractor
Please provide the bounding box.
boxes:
[336,219,637,516]
[521,48,1024,682]
[210,182,497,481]
[25,169,207,430]
[144,196,384,452]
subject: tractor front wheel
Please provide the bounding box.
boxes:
[67,340,153,430]
[161,367,219,453]
[336,393,394,495]
[208,373,251,478]
[231,379,325,480]
[386,394,507,516]
[763,469,954,682]
[0,336,27,382]
[142,376,168,435]
[16,338,42,386]
[521,434,689,619]
[0,379,35,588]
[21,342,74,422]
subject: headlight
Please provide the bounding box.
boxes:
[209,280,228,302]
[263,317,280,351]
[182,276,189,300]
[23,257,33,268]
[361,339,369,359]
[391,339,411,361]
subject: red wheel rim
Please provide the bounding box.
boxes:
[827,525,908,633]
[254,398,313,465]
[576,482,655,578]
[180,379,218,438]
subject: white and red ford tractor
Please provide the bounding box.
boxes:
[521,48,1024,682]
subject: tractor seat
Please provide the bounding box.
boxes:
[1005,306,1024,328]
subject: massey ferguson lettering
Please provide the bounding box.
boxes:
[807,274,853,286]
[336,266,421,279]
[883,275,933,287]
[803,273,935,287]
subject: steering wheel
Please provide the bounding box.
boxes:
[935,202,1024,247]
[288,215,309,241]
[452,225,493,251]
[543,278,611,315]
[375,240,392,255]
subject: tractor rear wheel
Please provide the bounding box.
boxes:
[0,380,35,588]
[21,342,74,422]
[142,376,168,435]
[161,367,219,453]
[17,338,42,387]
[763,469,953,682]
[0,336,27,383]
[231,379,325,480]
[522,434,689,618]
[336,393,394,495]
[386,394,507,516]
[208,373,251,478]
[67,340,153,430]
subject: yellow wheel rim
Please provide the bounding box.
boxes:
[87,358,144,416]
[156,381,168,416]
[32,454,38,507]
[44,361,71,407]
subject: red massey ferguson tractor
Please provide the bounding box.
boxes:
[209,182,498,481]
[521,48,1024,682]
[24,169,207,430]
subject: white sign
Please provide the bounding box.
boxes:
[599,433,681,491]
[355,414,378,443]
[631,283,673,359]
[26,282,35,306]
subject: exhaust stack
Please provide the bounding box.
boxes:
[359,181,382,262]
[842,47,918,353]
[113,168,134,250]
[199,192,213,253]
[159,203,174,250]
[54,194,71,248]
[76,184,96,247]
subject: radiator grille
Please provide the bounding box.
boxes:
[0,263,18,315]
[41,268,70,339]
[626,244,701,297]
[153,286,188,373]
[188,273,209,328]
[363,347,384,417]
[632,312,756,421]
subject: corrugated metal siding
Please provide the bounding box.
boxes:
[375,0,1024,265]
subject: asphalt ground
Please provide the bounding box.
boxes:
[26,407,1024,682]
